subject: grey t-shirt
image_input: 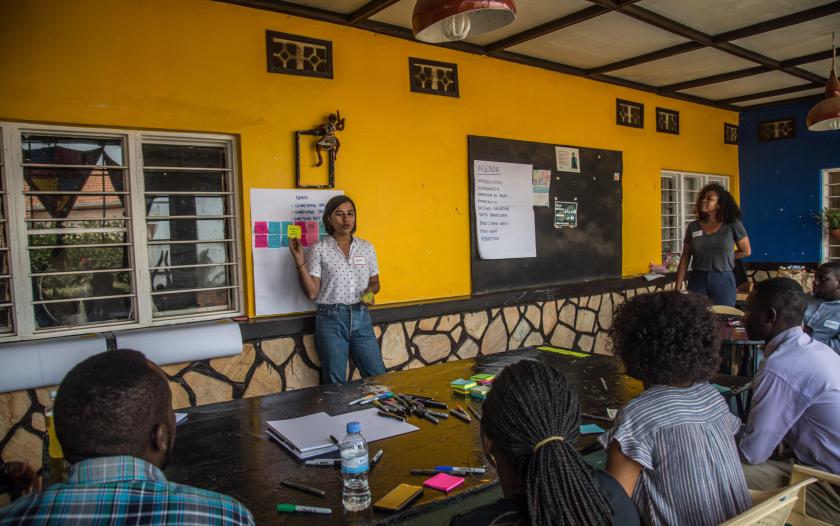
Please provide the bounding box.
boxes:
[683,220,747,272]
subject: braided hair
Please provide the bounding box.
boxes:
[481,360,613,526]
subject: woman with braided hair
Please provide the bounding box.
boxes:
[450,360,639,526]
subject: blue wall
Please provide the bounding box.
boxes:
[739,96,840,263]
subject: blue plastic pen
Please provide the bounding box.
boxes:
[434,466,486,474]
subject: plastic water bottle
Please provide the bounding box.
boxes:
[340,421,371,511]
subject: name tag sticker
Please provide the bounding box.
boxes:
[691,230,703,238]
[352,256,366,265]
[824,320,840,330]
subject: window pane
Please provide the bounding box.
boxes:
[150,265,231,293]
[29,227,128,244]
[21,135,123,166]
[152,289,232,317]
[144,171,228,193]
[147,218,228,242]
[146,195,226,217]
[29,246,130,273]
[23,168,126,221]
[148,241,232,267]
[830,171,840,185]
[142,144,226,168]
[34,297,134,329]
[0,277,13,303]
[32,270,132,301]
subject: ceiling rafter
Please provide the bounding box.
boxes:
[347,0,402,26]
[659,66,771,93]
[713,1,840,43]
[483,5,610,54]
[717,83,823,105]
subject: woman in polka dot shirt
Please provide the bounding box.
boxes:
[290,195,386,384]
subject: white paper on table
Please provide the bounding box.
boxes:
[474,160,536,260]
[329,407,419,444]
[250,189,343,316]
[175,413,188,425]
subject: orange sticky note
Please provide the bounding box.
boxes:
[287,225,301,239]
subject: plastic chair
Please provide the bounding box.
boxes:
[720,477,816,526]
[786,464,840,526]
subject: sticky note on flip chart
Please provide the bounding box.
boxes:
[254,222,268,234]
[287,225,302,239]
[254,235,268,248]
[268,221,282,235]
[268,235,282,248]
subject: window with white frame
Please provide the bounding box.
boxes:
[0,122,242,340]
[660,171,730,262]
[823,168,840,262]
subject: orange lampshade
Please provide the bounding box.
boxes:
[807,69,840,131]
[412,0,517,43]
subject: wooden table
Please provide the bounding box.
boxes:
[164,348,747,525]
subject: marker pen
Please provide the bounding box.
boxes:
[276,503,331,514]
[304,458,340,466]
[434,466,486,474]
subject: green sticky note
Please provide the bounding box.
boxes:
[287,225,301,239]
[580,423,605,435]
[537,346,589,358]
[362,291,374,303]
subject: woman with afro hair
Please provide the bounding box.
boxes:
[601,291,750,526]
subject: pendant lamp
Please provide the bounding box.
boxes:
[412,0,517,43]
[807,32,840,131]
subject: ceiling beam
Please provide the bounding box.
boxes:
[483,5,609,54]
[782,47,840,67]
[716,83,822,105]
[713,1,840,43]
[218,0,345,23]
[347,0,401,26]
[738,92,822,110]
[587,42,703,74]
[659,66,771,92]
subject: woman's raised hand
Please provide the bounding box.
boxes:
[289,238,304,266]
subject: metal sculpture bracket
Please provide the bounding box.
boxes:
[295,111,344,189]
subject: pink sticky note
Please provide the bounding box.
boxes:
[423,473,464,493]
[254,222,268,234]
[254,234,268,248]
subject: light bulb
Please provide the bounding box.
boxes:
[442,13,471,41]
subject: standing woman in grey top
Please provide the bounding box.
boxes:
[289,195,386,384]
[674,183,751,307]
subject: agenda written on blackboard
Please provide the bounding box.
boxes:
[473,160,536,260]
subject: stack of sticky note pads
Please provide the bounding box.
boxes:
[470,373,495,386]
[469,385,491,400]
[451,378,477,396]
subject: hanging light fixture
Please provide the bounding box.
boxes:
[807,32,840,131]
[412,0,517,44]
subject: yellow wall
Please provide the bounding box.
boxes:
[0,0,739,316]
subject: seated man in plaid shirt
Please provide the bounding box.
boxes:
[0,349,254,525]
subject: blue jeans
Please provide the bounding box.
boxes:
[688,270,737,307]
[315,303,385,384]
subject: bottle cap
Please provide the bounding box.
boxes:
[346,421,360,434]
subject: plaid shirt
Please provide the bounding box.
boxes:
[0,456,254,525]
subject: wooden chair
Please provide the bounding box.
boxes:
[786,464,840,526]
[720,477,816,526]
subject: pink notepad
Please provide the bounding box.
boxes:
[423,473,465,493]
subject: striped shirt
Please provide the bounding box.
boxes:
[0,456,254,525]
[600,383,750,526]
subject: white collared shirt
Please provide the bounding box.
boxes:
[307,236,378,305]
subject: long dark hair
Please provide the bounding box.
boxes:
[481,360,613,526]
[694,183,741,223]
[322,195,356,235]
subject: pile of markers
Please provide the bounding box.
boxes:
[348,391,476,425]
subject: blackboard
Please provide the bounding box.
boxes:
[469,135,622,294]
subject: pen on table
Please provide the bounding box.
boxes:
[600,377,609,392]
[417,399,448,409]
[425,409,449,419]
[420,411,439,424]
[304,458,340,466]
[435,466,485,474]
[361,392,393,405]
[281,480,326,497]
[370,449,384,469]
[329,434,341,446]
[449,408,471,423]
[581,412,612,423]
[378,410,405,422]
[348,393,375,406]
[406,394,433,401]
[467,406,482,421]
[276,503,331,515]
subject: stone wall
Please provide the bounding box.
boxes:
[0,279,675,492]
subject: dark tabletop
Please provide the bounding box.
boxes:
[164,348,745,525]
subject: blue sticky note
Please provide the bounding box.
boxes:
[580,424,605,435]
[281,221,293,236]
[268,235,282,248]
[268,222,282,235]
[713,383,732,394]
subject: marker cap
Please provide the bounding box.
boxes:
[277,504,296,513]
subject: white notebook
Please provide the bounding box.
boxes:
[266,408,419,460]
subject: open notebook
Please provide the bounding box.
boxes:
[266,407,419,460]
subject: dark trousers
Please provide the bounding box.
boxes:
[688,270,737,307]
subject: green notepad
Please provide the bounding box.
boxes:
[537,346,590,358]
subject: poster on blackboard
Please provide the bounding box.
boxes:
[251,188,343,315]
[474,160,536,259]
[554,201,578,228]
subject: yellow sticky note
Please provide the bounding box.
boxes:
[537,346,590,358]
[287,225,301,239]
